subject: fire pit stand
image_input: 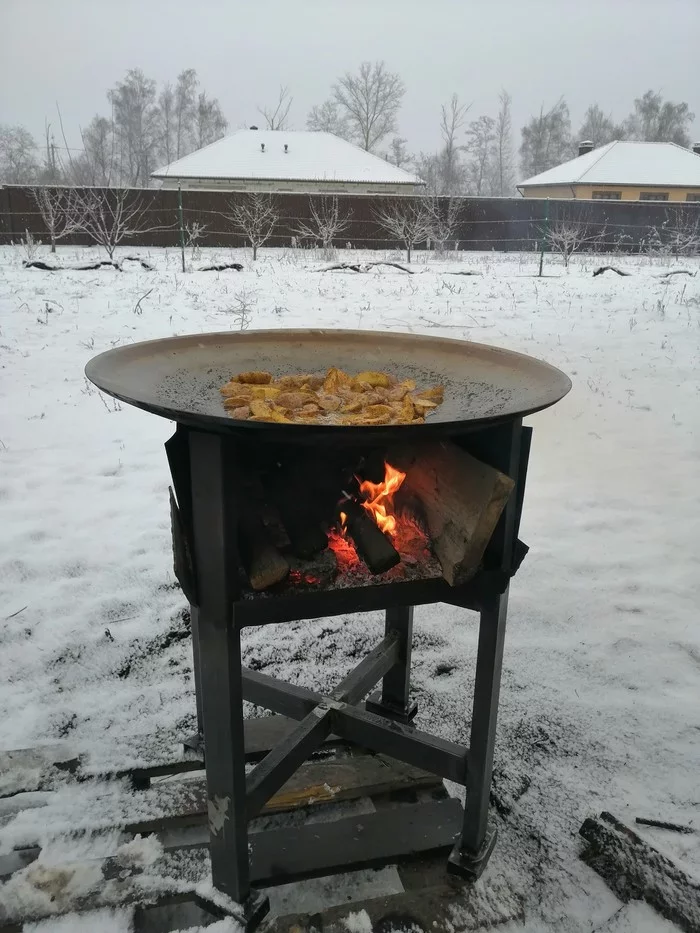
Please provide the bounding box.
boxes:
[166,417,530,929]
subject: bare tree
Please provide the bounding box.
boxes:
[306,100,350,138]
[386,136,411,168]
[428,197,463,255]
[33,188,84,253]
[520,99,572,178]
[493,90,515,196]
[76,114,116,186]
[258,86,293,130]
[646,210,700,259]
[108,68,162,186]
[332,61,405,151]
[625,90,694,147]
[226,193,279,260]
[439,95,470,195]
[413,95,469,196]
[40,121,63,184]
[185,219,208,260]
[295,196,352,259]
[374,198,434,263]
[465,115,496,195]
[73,188,168,261]
[194,91,228,148]
[544,218,604,271]
[0,124,38,183]
[174,69,198,158]
[159,82,176,165]
[578,104,626,148]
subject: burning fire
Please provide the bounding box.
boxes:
[358,463,406,536]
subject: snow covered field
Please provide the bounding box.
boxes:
[0,244,698,932]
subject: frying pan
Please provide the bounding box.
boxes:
[85,329,571,440]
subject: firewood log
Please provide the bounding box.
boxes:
[390,441,514,586]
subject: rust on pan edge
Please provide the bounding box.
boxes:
[85,329,572,440]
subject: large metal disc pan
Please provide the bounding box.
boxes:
[85,329,571,439]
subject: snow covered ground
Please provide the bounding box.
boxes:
[0,243,698,932]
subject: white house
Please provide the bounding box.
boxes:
[152,129,424,196]
[518,140,700,202]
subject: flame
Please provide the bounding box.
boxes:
[359,462,406,537]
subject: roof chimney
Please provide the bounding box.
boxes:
[249,125,258,130]
[578,140,595,157]
[693,142,700,155]
[261,142,265,152]
[284,143,288,153]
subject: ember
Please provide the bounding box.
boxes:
[327,461,433,580]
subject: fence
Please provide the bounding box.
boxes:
[1,185,698,253]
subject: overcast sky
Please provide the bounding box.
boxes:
[2,0,698,162]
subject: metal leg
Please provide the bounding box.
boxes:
[448,588,509,880]
[183,604,205,754]
[366,606,418,723]
[189,430,269,925]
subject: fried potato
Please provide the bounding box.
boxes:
[235,371,272,385]
[247,385,281,401]
[227,405,251,420]
[341,399,364,414]
[222,392,252,406]
[317,393,342,412]
[276,391,313,410]
[354,371,393,389]
[249,399,273,418]
[277,373,323,390]
[222,367,444,425]
[415,385,444,402]
[323,367,351,394]
[412,397,438,411]
[365,404,394,421]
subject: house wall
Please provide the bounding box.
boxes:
[522,183,700,201]
[158,176,421,196]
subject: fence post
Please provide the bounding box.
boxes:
[178,186,186,273]
[538,198,549,277]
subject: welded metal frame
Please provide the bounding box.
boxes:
[175,418,529,925]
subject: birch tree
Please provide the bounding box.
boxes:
[194,91,228,148]
[108,69,161,186]
[493,90,515,196]
[624,90,694,147]
[174,68,198,158]
[0,124,38,183]
[520,98,572,178]
[578,104,625,148]
[465,115,496,195]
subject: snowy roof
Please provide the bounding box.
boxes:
[519,141,700,189]
[152,129,423,185]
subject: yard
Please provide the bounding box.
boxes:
[0,244,698,932]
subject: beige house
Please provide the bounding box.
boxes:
[518,140,700,202]
[152,129,424,196]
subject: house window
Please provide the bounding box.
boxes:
[592,191,621,200]
[686,193,700,202]
[639,192,669,201]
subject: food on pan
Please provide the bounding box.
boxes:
[220,368,445,426]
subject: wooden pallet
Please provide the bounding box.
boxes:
[0,717,523,932]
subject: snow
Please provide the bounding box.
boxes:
[519,139,700,188]
[1,243,699,932]
[152,128,422,184]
